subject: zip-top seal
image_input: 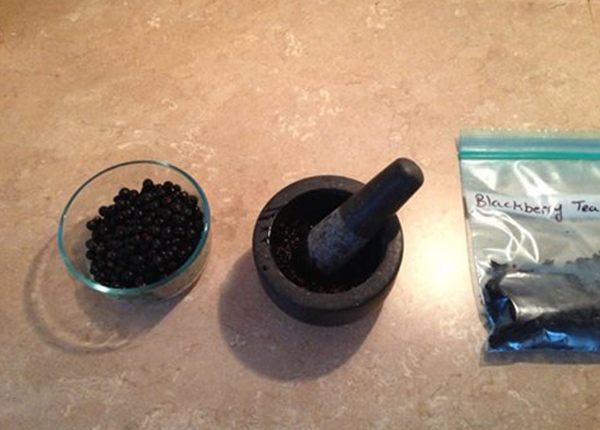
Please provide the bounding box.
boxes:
[459,129,600,160]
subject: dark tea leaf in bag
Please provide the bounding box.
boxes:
[459,130,600,352]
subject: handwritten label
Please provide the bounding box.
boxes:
[466,192,600,223]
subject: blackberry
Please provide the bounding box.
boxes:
[142,179,154,192]
[160,226,172,240]
[96,243,106,255]
[151,238,164,250]
[181,207,193,218]
[86,217,101,231]
[159,208,172,219]
[152,254,164,267]
[173,204,184,214]
[163,181,174,192]
[83,179,205,288]
[186,195,198,208]
[129,190,140,201]
[162,249,175,261]
[172,214,186,225]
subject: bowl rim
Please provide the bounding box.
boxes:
[57,160,211,296]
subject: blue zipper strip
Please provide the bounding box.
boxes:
[458,129,600,160]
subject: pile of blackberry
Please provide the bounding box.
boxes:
[85,179,204,288]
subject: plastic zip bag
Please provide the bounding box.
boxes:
[458,130,600,352]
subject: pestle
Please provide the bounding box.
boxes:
[307,158,424,275]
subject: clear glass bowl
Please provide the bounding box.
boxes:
[57,160,211,301]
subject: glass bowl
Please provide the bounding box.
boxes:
[57,160,211,301]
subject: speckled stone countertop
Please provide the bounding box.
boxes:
[2,1,600,428]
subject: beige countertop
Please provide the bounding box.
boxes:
[2,0,600,428]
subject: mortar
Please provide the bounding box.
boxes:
[252,175,406,326]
